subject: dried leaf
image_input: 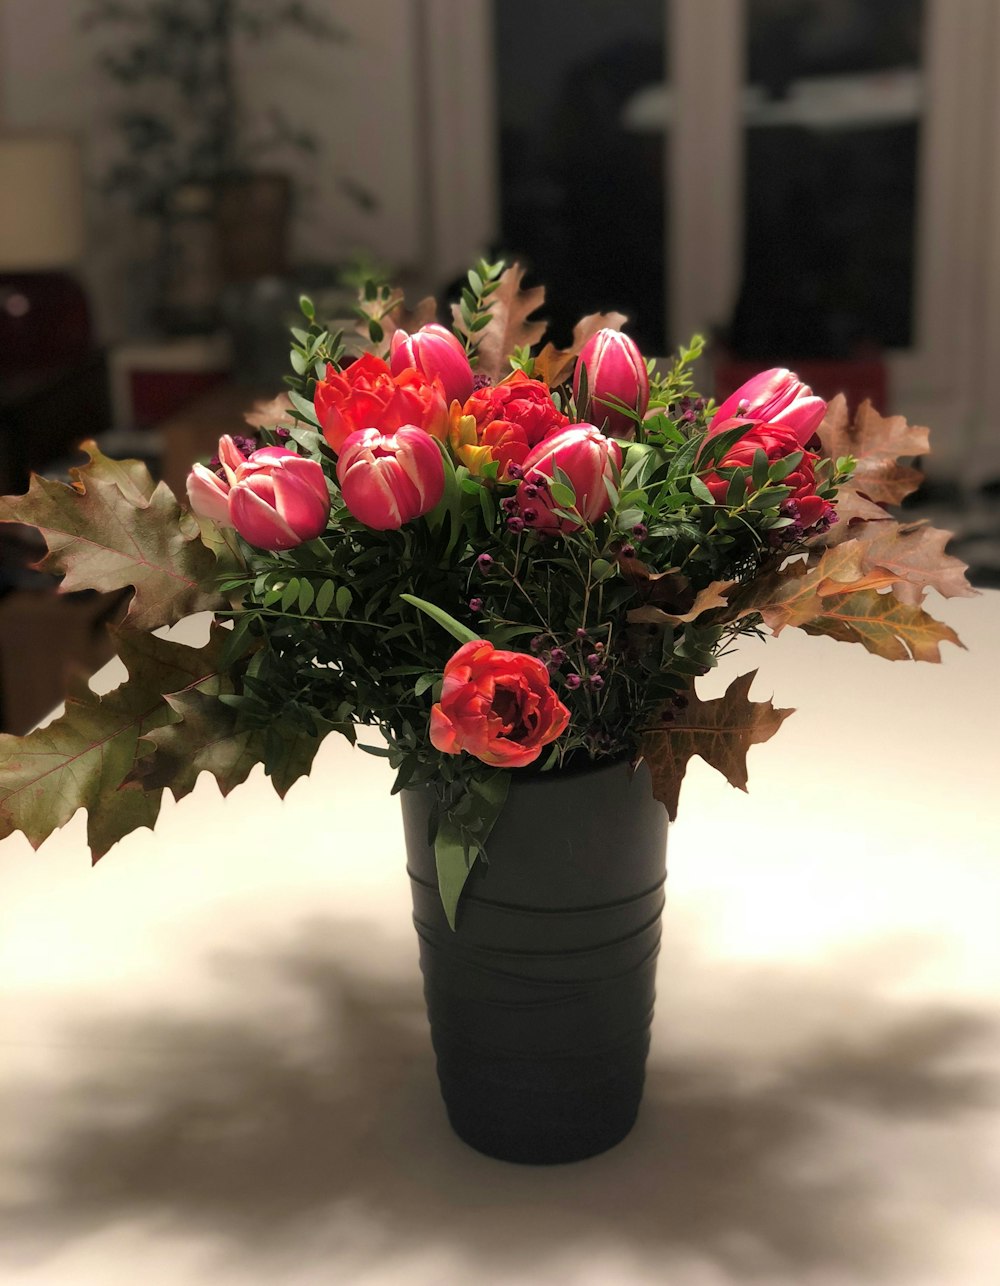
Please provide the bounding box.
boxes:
[533,310,628,388]
[244,392,296,432]
[456,263,547,383]
[799,587,965,661]
[818,396,930,504]
[0,444,223,632]
[839,519,976,604]
[628,579,736,625]
[733,541,901,633]
[0,627,232,859]
[641,671,794,820]
[133,686,331,801]
[810,486,894,546]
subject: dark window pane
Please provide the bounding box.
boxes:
[728,0,924,360]
[494,0,668,353]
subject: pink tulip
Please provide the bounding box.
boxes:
[709,368,826,446]
[228,446,331,551]
[390,323,474,406]
[573,329,649,439]
[336,425,445,530]
[185,435,251,526]
[516,424,622,534]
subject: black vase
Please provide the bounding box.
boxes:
[402,757,668,1165]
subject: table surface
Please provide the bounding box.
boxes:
[1,593,997,1286]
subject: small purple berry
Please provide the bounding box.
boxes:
[620,544,636,558]
[500,497,518,514]
[587,653,601,670]
[589,674,604,689]
[522,507,538,522]
[530,636,544,653]
[506,515,525,533]
[507,463,525,480]
[469,597,483,613]
[523,484,539,499]
[631,523,648,540]
[476,553,494,570]
[565,673,582,690]
[576,627,589,640]
[549,648,566,666]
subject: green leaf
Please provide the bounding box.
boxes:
[335,584,353,616]
[298,580,315,613]
[400,593,479,645]
[0,443,223,631]
[689,474,715,505]
[768,451,804,482]
[315,579,335,616]
[414,672,440,697]
[549,480,576,508]
[299,294,316,320]
[434,817,474,931]
[288,390,321,427]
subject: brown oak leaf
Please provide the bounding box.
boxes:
[640,670,794,820]
[454,263,547,384]
[838,519,976,604]
[532,310,628,388]
[628,580,737,626]
[243,392,296,433]
[818,395,929,504]
[798,586,964,661]
[0,444,223,632]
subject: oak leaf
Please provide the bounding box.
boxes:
[533,310,628,388]
[818,396,929,504]
[628,579,736,625]
[798,587,964,661]
[454,263,547,384]
[0,444,223,632]
[734,541,902,634]
[132,686,333,801]
[0,627,231,858]
[244,392,296,433]
[838,519,976,605]
[640,670,794,820]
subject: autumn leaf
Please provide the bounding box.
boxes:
[533,310,628,388]
[244,392,296,433]
[640,670,794,820]
[132,685,335,801]
[798,587,964,661]
[818,396,929,504]
[0,626,235,859]
[734,541,902,634]
[810,486,894,547]
[455,263,547,383]
[0,443,224,632]
[628,580,736,625]
[837,519,976,604]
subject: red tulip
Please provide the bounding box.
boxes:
[709,368,826,446]
[313,353,449,454]
[515,424,622,534]
[573,329,649,439]
[228,446,331,551]
[336,425,445,530]
[429,639,570,768]
[390,323,474,405]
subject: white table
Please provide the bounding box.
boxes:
[1,594,997,1286]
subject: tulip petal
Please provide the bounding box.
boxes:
[186,463,233,526]
[229,485,301,550]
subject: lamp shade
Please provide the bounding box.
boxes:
[0,135,85,271]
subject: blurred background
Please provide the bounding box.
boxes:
[1,0,998,730]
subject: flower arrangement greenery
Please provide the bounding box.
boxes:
[0,262,974,925]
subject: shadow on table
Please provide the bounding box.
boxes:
[2,917,997,1282]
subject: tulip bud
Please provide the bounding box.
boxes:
[516,424,622,534]
[573,329,649,440]
[185,434,252,525]
[336,425,445,531]
[709,368,826,446]
[390,323,474,406]
[228,447,331,551]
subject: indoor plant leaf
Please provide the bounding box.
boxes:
[455,263,547,383]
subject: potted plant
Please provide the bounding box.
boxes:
[83,0,356,330]
[0,262,974,1163]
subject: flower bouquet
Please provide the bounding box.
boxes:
[0,261,974,1162]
